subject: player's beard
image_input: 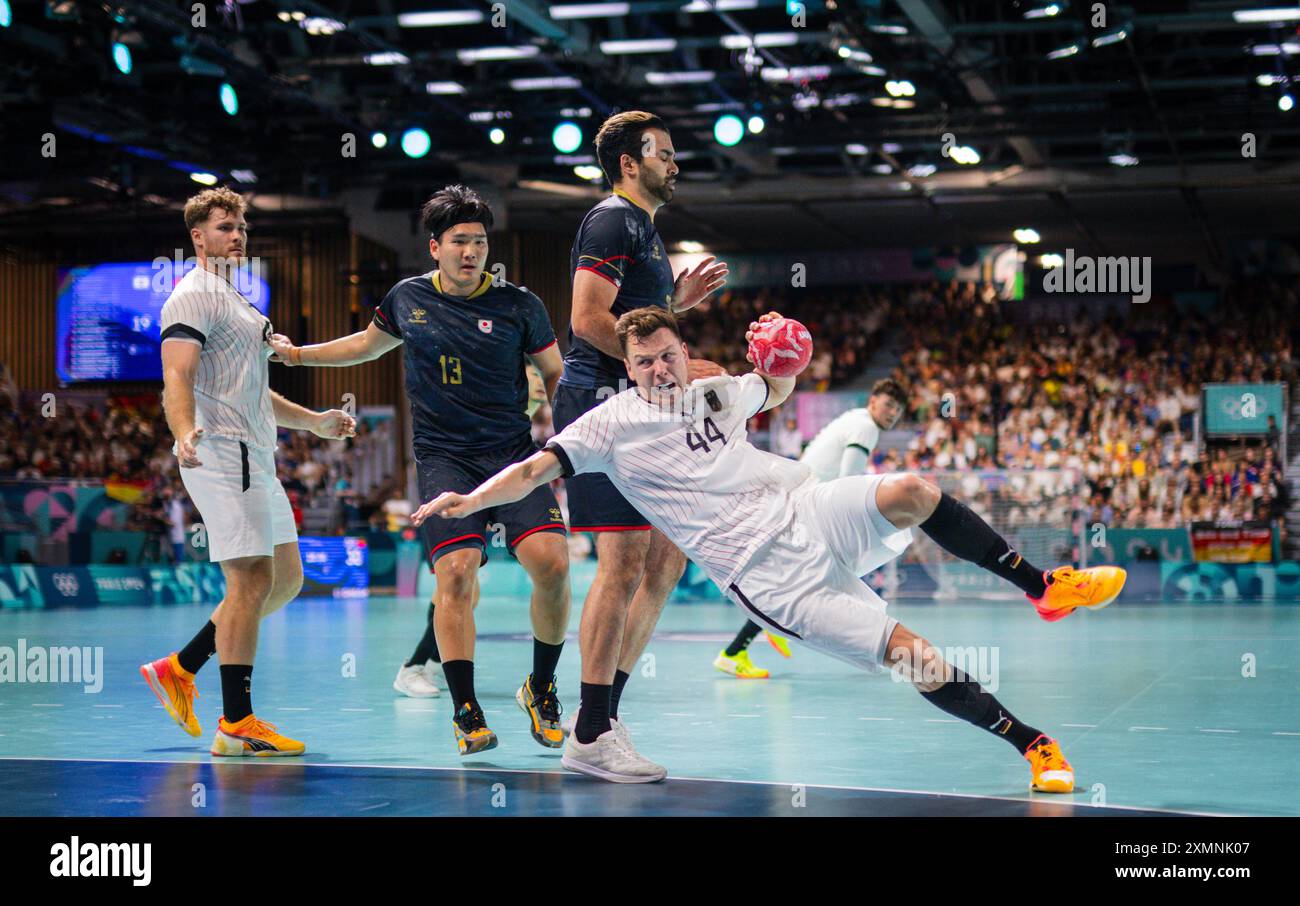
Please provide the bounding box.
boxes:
[643,169,675,205]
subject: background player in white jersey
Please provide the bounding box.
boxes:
[139,187,356,757]
[714,378,909,678]
[412,307,1126,788]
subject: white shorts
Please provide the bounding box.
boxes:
[179,435,297,562]
[724,475,914,672]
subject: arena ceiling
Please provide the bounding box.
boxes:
[3,1,1300,261]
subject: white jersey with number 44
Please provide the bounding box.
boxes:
[546,373,814,589]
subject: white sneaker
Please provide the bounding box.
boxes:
[561,725,666,783]
[393,663,440,698]
[422,659,444,692]
[561,709,629,743]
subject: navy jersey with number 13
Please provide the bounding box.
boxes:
[373,270,556,458]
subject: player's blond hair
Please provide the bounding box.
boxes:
[184,187,247,230]
[615,307,681,354]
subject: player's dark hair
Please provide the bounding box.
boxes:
[615,307,681,355]
[594,111,670,187]
[419,184,494,242]
[871,378,908,408]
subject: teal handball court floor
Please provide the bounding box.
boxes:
[1,594,1297,816]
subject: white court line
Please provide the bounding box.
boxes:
[93,705,124,709]
[1062,723,1097,728]
[1273,732,1300,737]
[278,707,311,712]
[341,708,374,712]
[1197,729,1238,734]
[726,714,761,718]
[791,715,826,720]
[0,756,1233,816]
[30,704,63,708]
[859,717,894,721]
[662,713,694,717]
[1129,726,1168,732]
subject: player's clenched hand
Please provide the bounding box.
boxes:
[313,410,356,440]
[177,428,204,469]
[744,311,784,364]
[411,492,477,526]
[268,333,298,365]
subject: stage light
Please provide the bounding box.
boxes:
[747,115,765,134]
[489,127,506,144]
[112,42,133,75]
[371,132,388,149]
[0,0,12,27]
[190,172,218,186]
[401,128,431,158]
[713,115,744,146]
[219,83,238,116]
[1013,228,1041,244]
[552,122,582,153]
[1281,93,1295,111]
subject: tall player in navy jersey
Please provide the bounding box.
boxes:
[268,186,570,756]
[552,110,730,779]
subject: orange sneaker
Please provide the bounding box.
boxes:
[1029,565,1126,622]
[210,714,306,757]
[140,653,201,737]
[1025,735,1074,793]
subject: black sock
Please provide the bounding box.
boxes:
[918,493,1048,598]
[609,670,630,719]
[406,603,441,668]
[725,620,763,657]
[441,659,476,710]
[919,668,1044,753]
[219,664,253,724]
[576,682,612,744]
[530,638,564,696]
[177,620,217,675]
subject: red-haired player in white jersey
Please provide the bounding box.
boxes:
[412,307,1126,789]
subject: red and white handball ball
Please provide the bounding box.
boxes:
[748,317,813,378]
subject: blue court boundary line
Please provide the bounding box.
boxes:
[0,756,1227,816]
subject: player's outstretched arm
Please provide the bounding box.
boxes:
[269,391,357,439]
[411,450,564,526]
[269,322,402,368]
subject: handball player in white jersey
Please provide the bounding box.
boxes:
[412,307,1125,788]
[139,187,356,758]
[713,378,909,679]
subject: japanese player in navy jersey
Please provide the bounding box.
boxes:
[267,185,570,756]
[551,110,730,780]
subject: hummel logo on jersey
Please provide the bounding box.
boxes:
[411,307,428,324]
[478,319,493,334]
[50,837,151,886]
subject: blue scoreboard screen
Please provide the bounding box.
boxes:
[55,261,270,382]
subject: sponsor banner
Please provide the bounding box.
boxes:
[1160,561,1300,601]
[1203,383,1285,435]
[1084,528,1194,566]
[1190,521,1273,563]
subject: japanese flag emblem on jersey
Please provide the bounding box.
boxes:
[478,319,493,334]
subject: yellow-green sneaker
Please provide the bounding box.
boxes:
[713,648,770,679]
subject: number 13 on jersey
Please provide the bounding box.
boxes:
[686,417,727,454]
[439,355,463,385]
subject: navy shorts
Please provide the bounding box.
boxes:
[552,383,651,532]
[415,437,566,570]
